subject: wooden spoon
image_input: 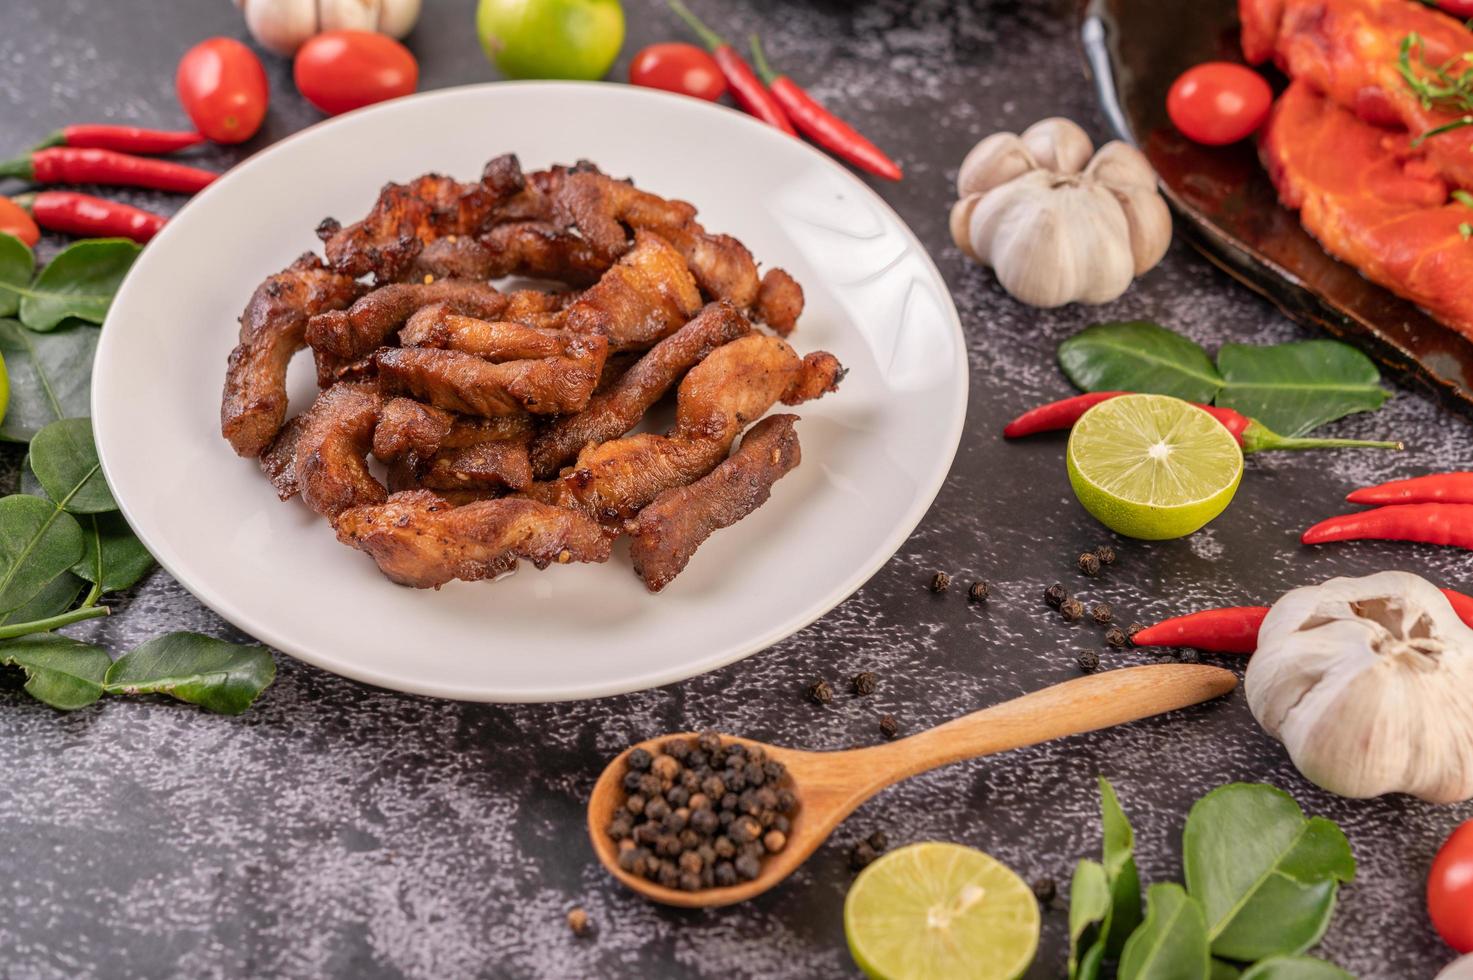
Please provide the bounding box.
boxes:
[588,663,1237,908]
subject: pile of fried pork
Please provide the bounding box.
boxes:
[1243,0,1473,339]
[219,155,842,592]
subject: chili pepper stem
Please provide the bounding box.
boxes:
[1240,421,1403,454]
[667,0,727,52]
[31,131,66,151]
[748,33,779,86]
[0,157,33,181]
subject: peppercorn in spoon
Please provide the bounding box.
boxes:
[587,663,1237,907]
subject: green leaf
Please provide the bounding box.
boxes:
[72,512,153,592]
[0,319,98,442]
[29,417,115,513]
[17,238,140,331]
[104,632,275,714]
[0,570,84,626]
[1212,961,1244,980]
[1059,321,1223,403]
[1070,858,1112,980]
[1183,784,1356,962]
[1100,777,1143,956]
[1118,883,1211,980]
[0,232,35,319]
[1216,341,1389,437]
[0,633,110,709]
[1238,955,1354,980]
[0,494,85,613]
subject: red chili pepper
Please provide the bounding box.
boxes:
[668,1,796,136]
[1445,588,1473,627]
[14,192,166,244]
[0,147,216,194]
[1002,391,1402,453]
[1302,503,1473,549]
[1131,606,1269,654]
[34,124,205,155]
[748,35,903,181]
[1347,471,1473,506]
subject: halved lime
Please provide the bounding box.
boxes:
[844,842,1040,980]
[1066,393,1243,540]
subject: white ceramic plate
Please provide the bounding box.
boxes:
[92,82,967,702]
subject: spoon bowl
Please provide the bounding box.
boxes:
[588,663,1238,907]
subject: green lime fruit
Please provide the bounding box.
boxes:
[0,350,9,428]
[475,0,625,81]
[1066,393,1244,540]
[844,841,1040,980]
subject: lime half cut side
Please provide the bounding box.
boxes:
[844,841,1040,980]
[1066,393,1244,540]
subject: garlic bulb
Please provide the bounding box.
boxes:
[1246,571,1473,804]
[949,119,1171,307]
[233,0,422,55]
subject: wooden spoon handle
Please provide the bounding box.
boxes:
[841,664,1237,791]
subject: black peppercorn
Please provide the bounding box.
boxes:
[567,907,591,937]
[657,834,682,857]
[607,818,632,840]
[714,861,737,887]
[664,738,691,761]
[1078,552,1102,577]
[633,823,660,845]
[1060,598,1085,622]
[658,862,680,889]
[1176,647,1201,664]
[850,841,878,870]
[618,847,643,873]
[776,788,798,813]
[627,747,653,772]
[622,770,643,793]
[724,767,747,792]
[1077,650,1101,673]
[807,679,834,705]
[700,775,725,800]
[688,792,710,811]
[746,745,766,765]
[663,809,689,835]
[744,762,765,787]
[666,786,690,808]
[930,571,951,593]
[625,794,646,816]
[734,854,761,881]
[763,830,787,853]
[1095,545,1117,566]
[679,850,704,874]
[637,773,661,798]
[696,732,722,755]
[1032,877,1057,904]
[1045,583,1068,608]
[1091,602,1113,625]
[867,830,889,852]
[738,790,760,816]
[651,754,680,782]
[645,797,671,823]
[1105,625,1128,649]
[719,810,735,828]
[719,792,738,811]
[851,671,878,696]
[967,580,990,602]
[879,714,899,739]
[678,871,701,892]
[730,815,762,844]
[772,814,791,834]
[1126,622,1146,644]
[688,750,709,770]
[691,808,719,835]
[764,760,787,782]
[714,836,736,859]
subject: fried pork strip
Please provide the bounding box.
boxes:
[527,334,842,522]
[630,414,801,592]
[755,269,803,337]
[259,415,306,500]
[558,231,703,348]
[375,335,609,417]
[372,397,454,465]
[307,279,555,359]
[411,222,609,287]
[317,154,526,279]
[400,303,592,360]
[376,407,534,492]
[221,253,364,458]
[335,489,612,588]
[528,300,752,479]
[293,383,386,521]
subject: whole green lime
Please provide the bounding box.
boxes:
[0,351,9,429]
[475,0,625,81]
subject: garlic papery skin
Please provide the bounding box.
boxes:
[234,0,421,55]
[1019,117,1093,175]
[1246,570,1473,804]
[956,133,1037,200]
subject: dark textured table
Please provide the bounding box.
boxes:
[2,1,1470,977]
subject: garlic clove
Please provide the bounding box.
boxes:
[949,194,983,259]
[240,0,320,55]
[1103,183,1173,275]
[377,0,421,37]
[1085,141,1160,192]
[1020,117,1094,175]
[956,133,1037,198]
[320,0,382,33]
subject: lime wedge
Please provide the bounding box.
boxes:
[844,842,1040,980]
[1066,393,1243,540]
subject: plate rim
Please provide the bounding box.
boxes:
[91,80,969,703]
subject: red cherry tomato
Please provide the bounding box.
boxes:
[294,31,419,116]
[1431,820,1473,953]
[629,43,727,102]
[176,37,269,145]
[1167,62,1273,146]
[0,198,39,248]
[1437,0,1473,16]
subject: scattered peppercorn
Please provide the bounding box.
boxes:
[1045,583,1068,608]
[1078,552,1102,577]
[1077,650,1101,673]
[1060,597,1085,622]
[850,841,878,870]
[930,571,951,593]
[1175,647,1201,665]
[879,714,899,739]
[607,732,801,892]
[1032,877,1057,905]
[566,906,591,937]
[868,830,889,851]
[1105,625,1128,649]
[851,671,878,696]
[1095,545,1117,566]
[1091,602,1113,625]
[1126,623,1146,645]
[967,580,990,602]
[807,679,834,705]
